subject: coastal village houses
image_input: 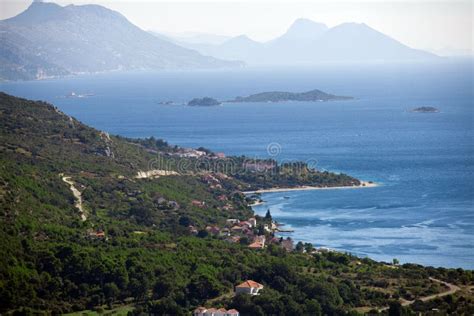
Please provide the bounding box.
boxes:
[193,307,239,316]
[235,280,264,295]
[248,235,265,249]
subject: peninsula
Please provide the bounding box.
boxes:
[229,89,353,103]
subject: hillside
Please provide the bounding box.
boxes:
[0,93,473,315]
[0,2,241,81]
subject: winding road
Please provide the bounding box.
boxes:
[378,277,460,312]
[61,175,87,221]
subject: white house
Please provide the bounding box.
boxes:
[235,280,264,295]
[193,307,240,316]
[248,217,257,227]
[226,219,240,225]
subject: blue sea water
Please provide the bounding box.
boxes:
[1,61,473,268]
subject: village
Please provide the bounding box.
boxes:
[85,170,337,258]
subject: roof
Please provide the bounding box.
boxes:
[236,280,264,289]
[194,306,207,313]
[248,242,264,249]
[227,309,239,314]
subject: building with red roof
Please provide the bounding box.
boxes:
[193,307,239,316]
[235,280,264,295]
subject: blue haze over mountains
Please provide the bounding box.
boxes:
[158,18,440,65]
[1,2,440,81]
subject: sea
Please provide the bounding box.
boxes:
[1,60,473,269]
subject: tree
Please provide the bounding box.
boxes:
[393,258,399,265]
[178,216,191,227]
[388,301,403,316]
[304,242,314,253]
[103,282,119,305]
[153,276,175,299]
[305,299,322,316]
[148,298,183,315]
[239,236,250,245]
[265,209,272,220]
[187,274,221,301]
[295,241,304,252]
[197,230,208,238]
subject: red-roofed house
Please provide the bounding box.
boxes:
[215,152,226,158]
[235,280,264,295]
[205,225,220,235]
[191,200,206,208]
[215,308,227,316]
[204,308,217,316]
[248,241,264,249]
[231,225,243,233]
[239,221,252,229]
[194,307,207,316]
[193,307,240,316]
[249,235,265,249]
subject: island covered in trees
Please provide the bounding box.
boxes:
[228,89,353,103]
[188,97,222,106]
[0,92,472,315]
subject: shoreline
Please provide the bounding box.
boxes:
[243,181,378,195]
[249,200,265,206]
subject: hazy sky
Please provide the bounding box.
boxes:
[1,0,473,53]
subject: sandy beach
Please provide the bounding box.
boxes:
[243,181,378,194]
[249,200,265,206]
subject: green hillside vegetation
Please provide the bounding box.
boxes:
[0,92,473,315]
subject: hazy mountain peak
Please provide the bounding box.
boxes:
[281,18,328,40]
[4,1,63,24]
[330,22,375,32]
[231,34,257,42]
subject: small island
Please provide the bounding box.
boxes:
[228,89,353,103]
[187,97,222,106]
[411,106,439,113]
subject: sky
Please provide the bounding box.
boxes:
[1,0,473,54]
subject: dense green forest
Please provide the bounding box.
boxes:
[0,92,473,315]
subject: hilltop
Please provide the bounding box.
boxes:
[0,93,472,315]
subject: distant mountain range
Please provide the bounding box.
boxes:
[161,18,440,65]
[0,3,442,81]
[0,2,241,81]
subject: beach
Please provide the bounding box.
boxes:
[243,181,378,194]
